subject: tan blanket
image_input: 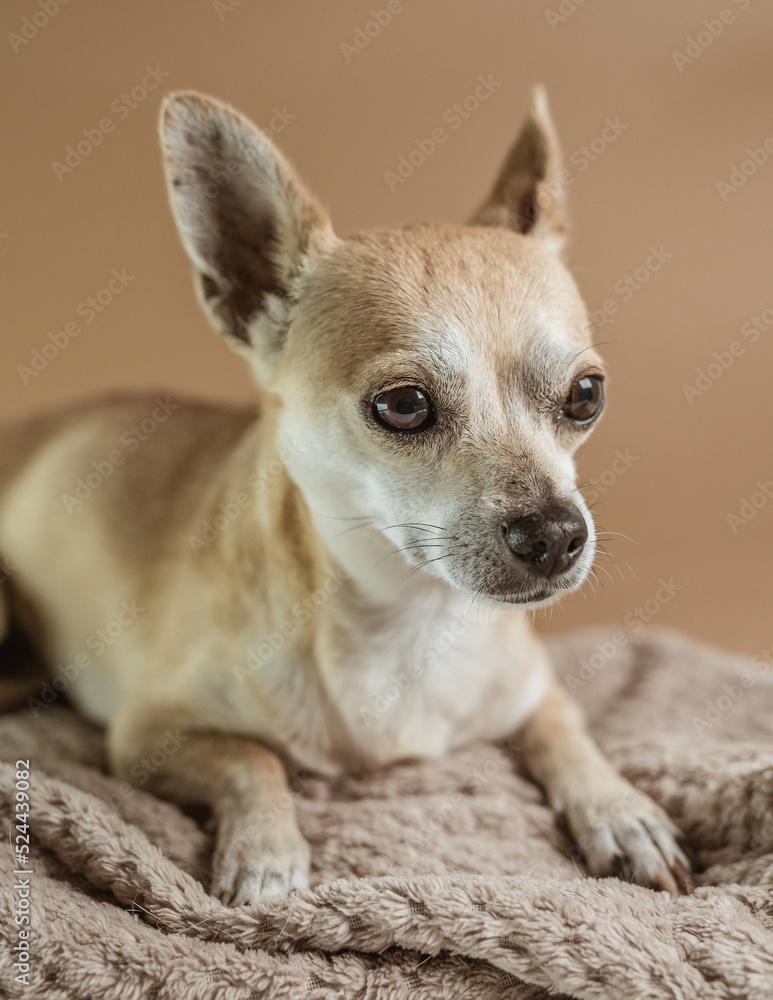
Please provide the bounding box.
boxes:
[1,627,772,999]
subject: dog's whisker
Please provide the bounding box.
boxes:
[595,555,627,583]
[332,522,377,541]
[594,548,636,583]
[615,557,637,581]
[401,553,453,581]
[377,522,448,535]
[591,568,613,600]
[332,520,452,543]
[595,530,635,544]
[546,594,565,617]
[593,562,617,588]
[585,569,605,599]
[376,542,447,566]
[593,550,629,583]
[337,520,444,543]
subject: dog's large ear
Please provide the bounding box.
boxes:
[470,86,566,253]
[160,92,333,371]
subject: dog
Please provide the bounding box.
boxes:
[0,87,691,905]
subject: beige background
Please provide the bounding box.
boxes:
[2,1,771,655]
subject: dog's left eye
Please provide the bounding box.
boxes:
[373,387,433,431]
[562,375,604,425]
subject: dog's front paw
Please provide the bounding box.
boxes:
[566,783,693,895]
[211,815,311,906]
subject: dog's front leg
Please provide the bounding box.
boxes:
[108,707,310,905]
[517,680,692,893]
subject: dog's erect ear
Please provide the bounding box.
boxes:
[470,86,567,252]
[160,91,333,367]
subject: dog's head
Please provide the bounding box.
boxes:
[161,89,605,607]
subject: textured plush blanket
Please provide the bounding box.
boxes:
[1,627,772,1000]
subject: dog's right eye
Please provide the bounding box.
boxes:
[373,387,433,432]
[561,374,605,426]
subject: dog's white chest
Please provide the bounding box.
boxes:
[331,624,479,763]
[291,594,551,773]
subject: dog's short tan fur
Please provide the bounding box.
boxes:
[0,88,690,904]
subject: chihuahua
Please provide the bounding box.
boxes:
[0,88,690,905]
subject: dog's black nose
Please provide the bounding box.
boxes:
[503,505,588,578]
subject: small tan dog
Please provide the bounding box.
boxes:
[0,88,691,905]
